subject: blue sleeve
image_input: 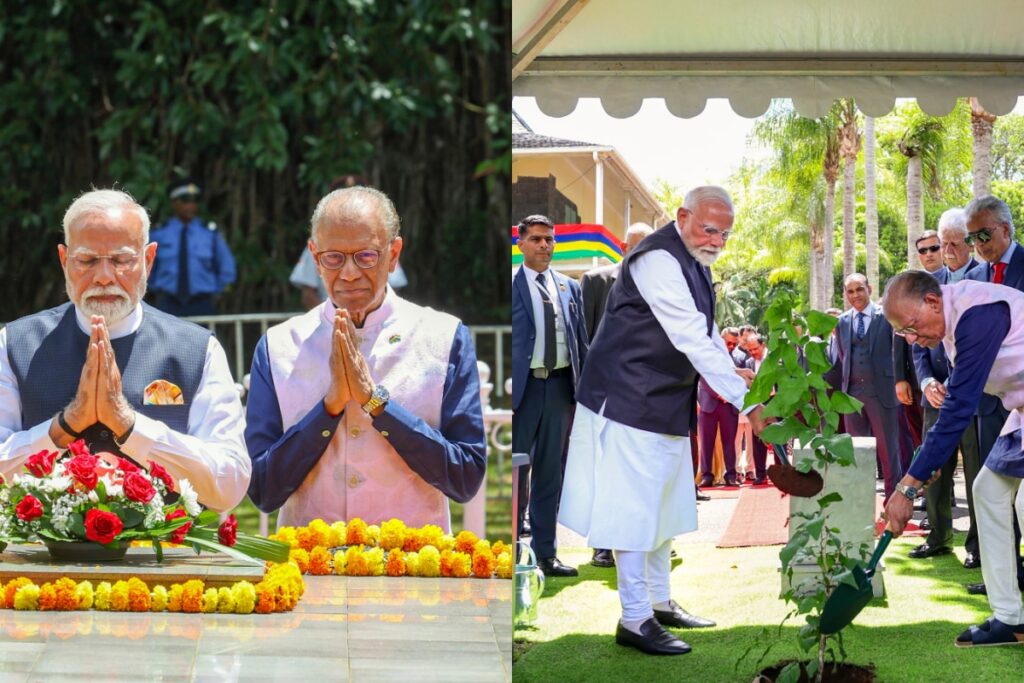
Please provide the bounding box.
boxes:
[216,232,236,289]
[910,303,1011,480]
[244,335,343,512]
[912,343,933,388]
[369,323,487,503]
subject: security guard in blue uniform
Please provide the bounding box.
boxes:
[149,179,236,316]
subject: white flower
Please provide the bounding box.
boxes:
[42,474,73,494]
[88,490,99,504]
[105,483,123,499]
[179,479,200,517]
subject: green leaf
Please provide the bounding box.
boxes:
[817,492,843,508]
[805,516,825,538]
[151,537,163,563]
[829,391,864,415]
[778,663,802,683]
[780,529,810,567]
[95,480,107,503]
[760,420,803,444]
[805,310,838,338]
[69,512,85,537]
[805,658,820,680]
[111,505,144,529]
[823,433,856,466]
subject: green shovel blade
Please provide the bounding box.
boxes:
[819,531,892,634]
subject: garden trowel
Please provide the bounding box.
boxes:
[818,529,893,634]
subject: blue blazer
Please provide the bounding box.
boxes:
[511,266,588,411]
[824,303,898,409]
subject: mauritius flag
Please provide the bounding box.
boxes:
[511,224,623,265]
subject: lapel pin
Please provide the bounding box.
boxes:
[559,283,566,292]
[388,334,401,344]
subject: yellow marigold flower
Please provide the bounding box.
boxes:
[308,518,333,548]
[329,521,346,547]
[405,551,420,576]
[385,548,407,577]
[366,524,381,546]
[289,548,310,574]
[38,583,57,611]
[308,546,333,575]
[110,581,131,611]
[151,585,169,612]
[271,526,298,547]
[295,527,318,552]
[345,545,369,576]
[380,518,407,551]
[455,530,479,554]
[127,578,151,612]
[495,551,513,580]
[232,581,256,614]
[76,581,94,610]
[418,546,441,578]
[14,584,40,611]
[167,584,184,612]
[450,551,472,578]
[491,540,508,557]
[3,577,32,609]
[420,524,444,551]
[473,539,492,556]
[216,587,235,614]
[472,546,497,579]
[181,580,205,613]
[364,547,385,576]
[333,549,348,575]
[201,588,218,613]
[95,582,113,611]
[439,534,456,552]
[346,518,369,546]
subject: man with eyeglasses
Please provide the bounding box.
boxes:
[0,189,251,511]
[962,195,1024,598]
[245,186,486,531]
[148,178,236,317]
[882,270,1024,648]
[559,186,768,655]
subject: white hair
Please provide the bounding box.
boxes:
[310,186,401,242]
[936,207,967,239]
[964,195,1015,237]
[625,222,654,239]
[682,186,733,212]
[62,189,150,244]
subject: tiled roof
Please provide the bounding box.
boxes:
[512,109,599,150]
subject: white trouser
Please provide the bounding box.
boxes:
[615,539,673,622]
[973,466,1024,624]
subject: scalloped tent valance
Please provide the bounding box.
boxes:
[512,0,1024,119]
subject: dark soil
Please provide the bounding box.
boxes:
[755,660,876,682]
[768,463,824,497]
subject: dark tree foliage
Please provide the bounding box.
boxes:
[0,0,510,322]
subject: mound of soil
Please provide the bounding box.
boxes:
[755,660,875,682]
[767,463,824,497]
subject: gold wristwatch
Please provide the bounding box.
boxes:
[361,385,390,415]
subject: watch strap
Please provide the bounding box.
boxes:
[57,410,83,439]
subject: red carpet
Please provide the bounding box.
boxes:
[716,485,791,548]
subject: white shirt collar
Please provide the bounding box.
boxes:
[521,263,551,282]
[73,303,143,339]
[999,241,1017,265]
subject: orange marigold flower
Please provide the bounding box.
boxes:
[307,519,333,549]
[294,527,319,552]
[288,548,310,574]
[346,518,370,546]
[127,578,152,612]
[491,540,508,557]
[308,547,332,575]
[454,530,479,554]
[38,583,58,611]
[402,527,425,552]
[180,580,205,613]
[54,578,80,611]
[450,551,472,578]
[3,577,32,609]
[167,584,184,612]
[472,546,497,579]
[254,588,276,614]
[385,549,407,577]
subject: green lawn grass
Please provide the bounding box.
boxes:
[513,533,1023,682]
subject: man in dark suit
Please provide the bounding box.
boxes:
[697,329,747,488]
[512,214,588,577]
[825,273,901,501]
[741,334,772,484]
[962,195,1024,594]
[579,222,653,569]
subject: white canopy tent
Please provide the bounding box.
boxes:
[513,0,1024,119]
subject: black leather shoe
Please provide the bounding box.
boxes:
[724,476,740,487]
[963,553,981,569]
[615,618,691,655]
[698,476,713,488]
[919,518,931,531]
[591,549,615,568]
[538,557,578,577]
[966,582,987,595]
[908,543,952,559]
[696,491,711,501]
[752,477,766,485]
[653,600,716,629]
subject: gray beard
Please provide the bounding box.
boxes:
[68,280,146,324]
[686,244,720,267]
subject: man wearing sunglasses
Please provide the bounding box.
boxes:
[245,186,486,531]
[882,270,1024,647]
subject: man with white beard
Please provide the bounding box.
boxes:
[559,186,768,655]
[0,189,250,512]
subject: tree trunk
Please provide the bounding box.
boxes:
[971,97,996,199]
[842,154,856,283]
[823,181,836,308]
[864,117,879,293]
[906,155,923,268]
[809,222,820,310]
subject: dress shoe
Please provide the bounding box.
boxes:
[698,476,713,488]
[919,518,931,531]
[724,476,740,487]
[591,549,615,568]
[908,543,952,559]
[538,557,578,577]
[615,618,691,655]
[752,476,766,485]
[966,582,987,595]
[963,553,981,569]
[696,491,711,501]
[653,600,716,629]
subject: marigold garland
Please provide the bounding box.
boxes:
[268,518,513,580]
[0,563,303,614]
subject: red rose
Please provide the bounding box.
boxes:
[84,508,123,544]
[117,458,140,474]
[66,453,99,490]
[123,471,156,503]
[165,508,191,544]
[25,449,59,477]
[67,439,91,457]
[15,494,43,522]
[218,514,238,547]
[147,461,175,492]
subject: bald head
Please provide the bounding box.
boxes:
[881,270,946,348]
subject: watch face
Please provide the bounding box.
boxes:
[376,385,389,402]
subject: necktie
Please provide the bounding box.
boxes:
[536,273,557,371]
[177,222,190,300]
[993,262,1007,284]
[856,312,866,340]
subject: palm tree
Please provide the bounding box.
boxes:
[970,97,997,198]
[898,113,945,267]
[837,99,861,284]
[864,116,879,293]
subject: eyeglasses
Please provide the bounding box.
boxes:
[315,249,382,270]
[66,250,144,274]
[701,224,732,242]
[964,228,995,246]
[917,245,941,255]
[893,301,926,339]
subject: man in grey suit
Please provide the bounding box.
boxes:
[578,222,653,569]
[825,273,901,501]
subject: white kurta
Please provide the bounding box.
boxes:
[559,244,750,551]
